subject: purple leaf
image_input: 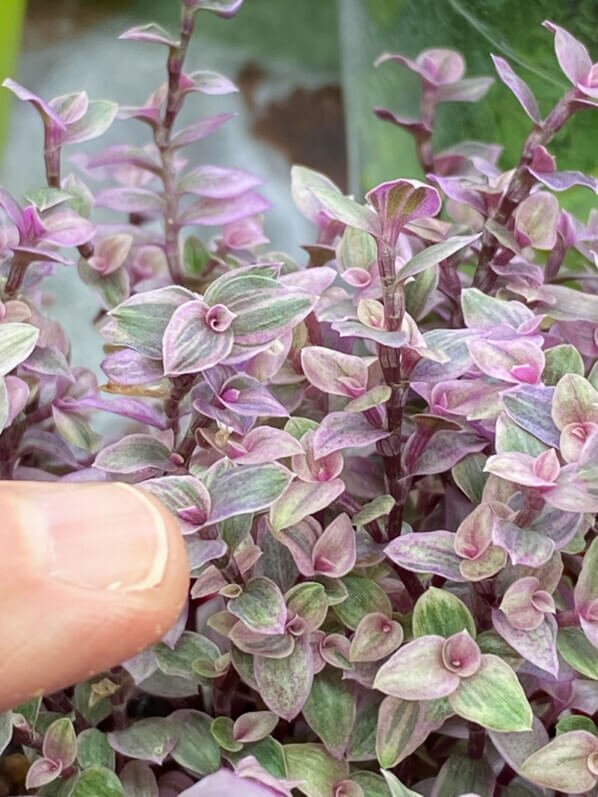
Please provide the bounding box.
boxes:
[228,577,287,635]
[529,167,598,193]
[312,513,356,578]
[366,179,441,248]
[181,192,271,227]
[25,757,62,790]
[491,56,542,124]
[218,374,289,417]
[492,610,559,676]
[313,412,390,459]
[170,113,237,148]
[181,70,239,96]
[543,21,593,87]
[269,478,345,532]
[178,165,261,198]
[2,78,67,131]
[94,434,176,474]
[385,530,464,582]
[186,0,245,19]
[96,187,164,214]
[254,635,314,721]
[119,22,180,47]
[373,108,432,137]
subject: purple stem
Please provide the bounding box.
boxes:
[473,88,578,293]
[154,3,196,285]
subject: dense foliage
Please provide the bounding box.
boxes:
[0,1,597,795]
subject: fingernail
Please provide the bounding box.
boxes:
[41,483,169,591]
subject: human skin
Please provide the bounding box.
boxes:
[0,481,188,712]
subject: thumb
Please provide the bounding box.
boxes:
[0,481,188,711]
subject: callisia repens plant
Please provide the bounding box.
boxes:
[0,1,598,795]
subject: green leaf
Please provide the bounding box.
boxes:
[557,627,598,679]
[94,434,174,474]
[521,731,598,793]
[303,668,356,758]
[495,414,548,456]
[0,322,39,376]
[311,186,378,235]
[284,416,319,440]
[120,761,158,797]
[450,654,533,732]
[52,406,102,453]
[543,344,584,386]
[347,695,380,762]
[254,636,314,722]
[381,770,422,797]
[183,235,210,277]
[63,173,94,218]
[334,575,392,630]
[44,718,77,768]
[338,225,377,271]
[285,743,349,797]
[169,709,221,775]
[228,577,287,634]
[77,729,115,770]
[451,453,488,504]
[353,495,395,526]
[71,767,124,797]
[433,754,496,797]
[210,716,242,752]
[285,582,328,632]
[269,479,345,531]
[412,587,476,639]
[25,186,72,211]
[376,697,422,769]
[0,711,12,756]
[107,718,176,765]
[73,681,112,727]
[65,100,118,144]
[154,631,221,682]
[556,714,597,736]
[12,697,41,728]
[349,612,404,662]
[399,234,481,281]
[477,630,522,670]
[226,736,287,779]
[405,261,438,320]
[78,259,129,311]
[209,463,293,525]
[350,771,392,797]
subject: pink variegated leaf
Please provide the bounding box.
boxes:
[499,577,554,631]
[218,374,289,418]
[181,70,239,96]
[178,165,261,198]
[208,463,293,525]
[454,504,495,560]
[170,112,236,148]
[521,730,598,793]
[373,107,432,137]
[374,635,459,700]
[234,427,304,465]
[301,346,369,399]
[435,77,494,103]
[269,478,345,532]
[365,179,441,248]
[492,519,555,567]
[542,21,593,89]
[492,610,559,676]
[162,300,234,376]
[41,209,95,247]
[228,577,287,635]
[25,757,62,790]
[119,23,180,48]
[385,530,464,582]
[484,451,558,488]
[102,348,165,385]
[349,612,404,662]
[2,78,67,131]
[254,635,313,721]
[514,192,559,250]
[186,0,246,19]
[313,412,390,459]
[468,338,545,385]
[96,187,164,214]
[529,167,598,193]
[312,514,356,578]
[491,55,542,125]
[181,192,271,227]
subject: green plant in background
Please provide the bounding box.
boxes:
[340,0,597,219]
[0,0,26,156]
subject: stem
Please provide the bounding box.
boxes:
[154,3,196,285]
[4,251,29,297]
[164,373,196,435]
[467,722,486,759]
[375,241,408,539]
[415,84,436,173]
[473,89,577,293]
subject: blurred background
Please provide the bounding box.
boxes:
[0,0,596,370]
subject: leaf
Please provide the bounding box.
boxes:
[492,611,558,677]
[431,754,496,797]
[385,531,464,582]
[461,288,534,330]
[489,716,549,774]
[228,577,287,635]
[449,654,532,732]
[557,627,598,679]
[170,112,236,148]
[169,709,221,775]
[374,636,459,700]
[350,613,404,662]
[108,718,176,765]
[254,636,313,721]
[399,233,480,280]
[313,411,390,459]
[179,165,261,198]
[210,716,242,752]
[120,761,158,797]
[502,384,560,447]
[491,56,542,124]
[209,463,293,524]
[162,300,234,376]
[154,631,221,681]
[94,434,175,474]
[0,322,39,376]
[77,729,115,770]
[96,187,163,214]
[285,582,328,632]
[44,717,77,768]
[543,345,584,386]
[452,453,488,503]
[64,100,118,144]
[233,712,278,744]
[335,575,392,631]
[376,697,424,769]
[25,757,62,789]
[79,260,130,311]
[412,587,476,639]
[269,479,345,531]
[285,743,349,797]
[311,187,378,235]
[0,711,12,757]
[186,0,244,18]
[520,731,598,793]
[303,668,356,758]
[71,766,124,797]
